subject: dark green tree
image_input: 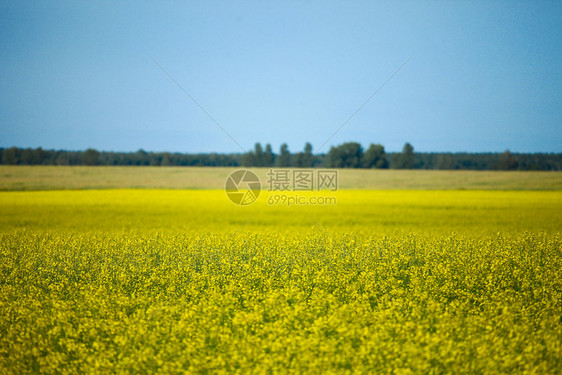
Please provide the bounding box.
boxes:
[393,142,414,169]
[436,153,454,170]
[362,143,388,168]
[277,143,291,167]
[327,142,363,168]
[54,151,70,166]
[161,153,171,166]
[242,142,265,166]
[496,150,518,170]
[32,147,46,165]
[83,148,100,166]
[264,144,275,167]
[254,143,264,167]
[302,143,314,167]
[21,148,35,164]
[241,151,254,166]
[2,147,19,165]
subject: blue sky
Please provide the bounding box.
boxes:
[1,1,560,154]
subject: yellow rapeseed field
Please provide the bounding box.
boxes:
[1,189,561,373]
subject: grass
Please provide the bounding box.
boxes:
[1,165,562,191]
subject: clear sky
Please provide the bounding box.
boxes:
[1,1,560,154]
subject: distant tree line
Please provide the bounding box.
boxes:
[1,144,561,170]
[0,147,239,167]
